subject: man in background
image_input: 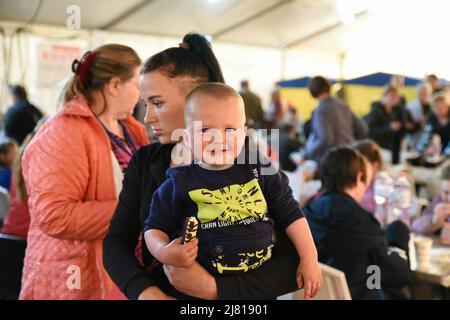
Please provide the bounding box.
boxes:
[406,82,433,146]
[239,80,264,129]
[303,76,368,163]
[427,74,444,94]
[3,85,43,145]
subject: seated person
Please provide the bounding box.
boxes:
[0,124,40,238]
[353,139,384,215]
[0,137,18,191]
[412,164,450,246]
[416,92,450,157]
[303,146,412,300]
[0,136,30,299]
[144,83,322,299]
[365,86,403,164]
[406,82,432,146]
[279,122,302,172]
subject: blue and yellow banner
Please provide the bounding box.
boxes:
[278,72,422,121]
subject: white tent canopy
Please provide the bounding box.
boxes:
[1,0,449,114]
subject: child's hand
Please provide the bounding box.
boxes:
[297,259,322,300]
[160,237,199,267]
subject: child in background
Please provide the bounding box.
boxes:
[0,137,18,191]
[0,125,43,299]
[144,83,322,299]
[1,118,46,238]
[353,139,384,216]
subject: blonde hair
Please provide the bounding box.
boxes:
[184,82,244,124]
[382,85,399,98]
[63,44,141,107]
[416,81,432,95]
[431,91,446,106]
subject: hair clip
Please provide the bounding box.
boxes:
[72,51,97,87]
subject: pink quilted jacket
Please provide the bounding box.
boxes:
[20,98,149,300]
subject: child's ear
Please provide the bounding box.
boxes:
[357,171,367,186]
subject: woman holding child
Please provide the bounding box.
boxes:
[103,33,311,300]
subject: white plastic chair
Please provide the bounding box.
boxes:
[278,263,352,300]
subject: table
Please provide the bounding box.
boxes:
[410,234,450,288]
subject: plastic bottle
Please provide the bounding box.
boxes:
[374,171,394,205]
[390,175,413,226]
[373,171,394,227]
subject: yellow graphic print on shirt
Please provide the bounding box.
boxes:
[213,246,274,274]
[188,178,267,224]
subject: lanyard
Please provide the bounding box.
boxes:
[100,120,138,158]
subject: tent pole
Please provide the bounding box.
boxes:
[280,44,287,81]
[339,52,345,80]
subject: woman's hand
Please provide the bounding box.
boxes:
[432,203,450,228]
[389,121,402,132]
[440,223,450,246]
[138,286,176,300]
[163,261,217,300]
[297,259,322,300]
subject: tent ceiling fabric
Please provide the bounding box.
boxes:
[0,0,143,31]
[2,0,450,78]
[0,0,349,49]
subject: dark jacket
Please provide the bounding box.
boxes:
[103,143,299,300]
[366,101,399,152]
[303,192,412,300]
[239,89,264,128]
[3,100,43,145]
[279,131,302,172]
[366,101,419,164]
[416,114,450,155]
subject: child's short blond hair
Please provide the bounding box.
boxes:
[184,82,244,125]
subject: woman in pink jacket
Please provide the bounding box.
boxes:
[20,44,149,299]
